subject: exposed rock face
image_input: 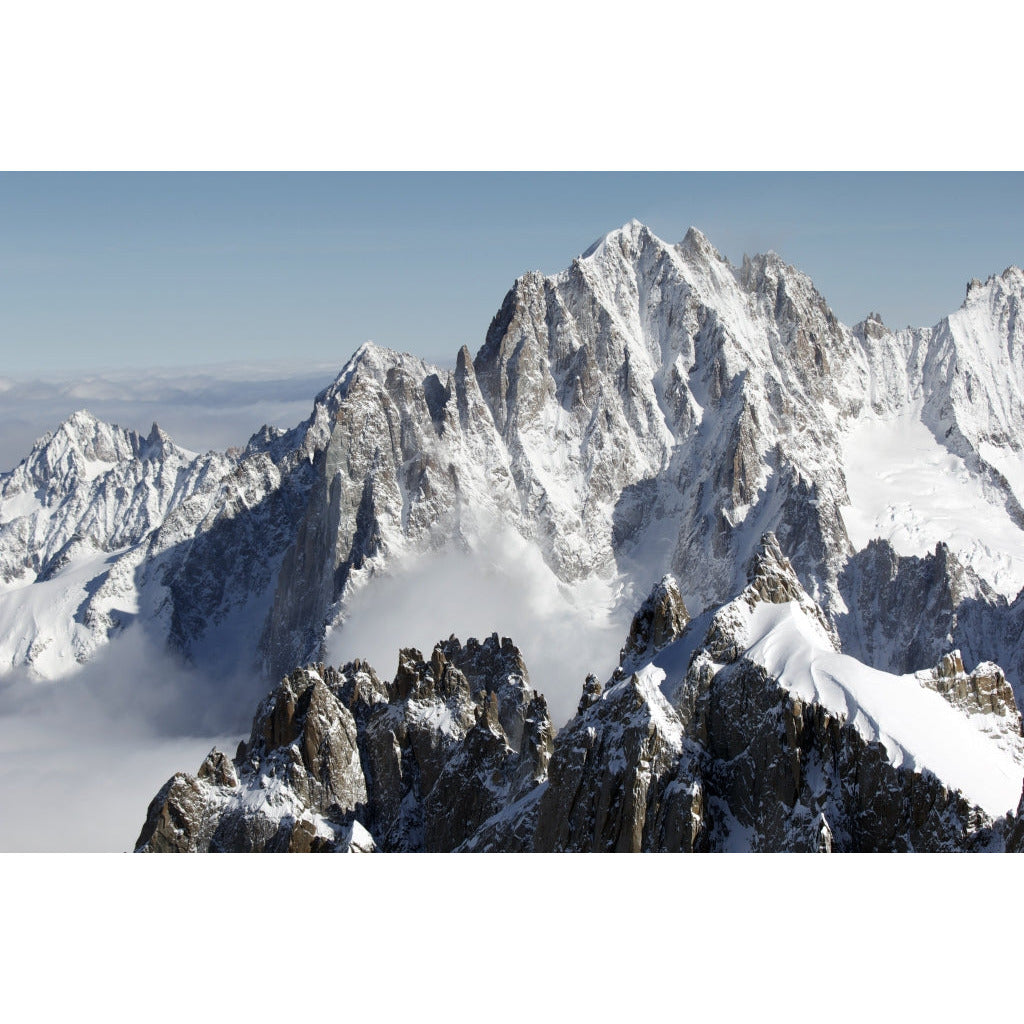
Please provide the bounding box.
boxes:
[686,656,996,852]
[136,635,554,853]
[838,539,995,677]
[620,574,689,669]
[531,670,699,852]
[917,650,1022,729]
[137,534,1024,853]
[732,532,838,648]
[837,539,1024,715]
[137,661,376,853]
[260,345,521,679]
[1004,788,1024,852]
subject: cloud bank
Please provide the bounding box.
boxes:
[326,526,630,728]
[0,360,343,470]
[0,525,633,850]
[0,623,267,852]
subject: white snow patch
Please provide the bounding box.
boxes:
[0,487,42,526]
[0,547,133,677]
[742,601,1024,818]
[841,405,1024,598]
[407,699,462,740]
[632,664,684,752]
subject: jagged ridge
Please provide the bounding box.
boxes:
[136,534,1024,853]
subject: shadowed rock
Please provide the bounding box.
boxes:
[620,574,689,669]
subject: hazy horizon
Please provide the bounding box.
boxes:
[2,173,1022,378]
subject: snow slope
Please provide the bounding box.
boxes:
[841,404,1024,599]
[742,599,1024,817]
[649,536,1024,823]
[0,544,136,675]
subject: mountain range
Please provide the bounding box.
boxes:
[3,220,1024,850]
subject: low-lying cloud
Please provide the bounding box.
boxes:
[326,526,631,727]
[0,360,342,470]
[0,623,267,852]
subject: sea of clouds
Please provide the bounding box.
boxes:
[0,359,343,471]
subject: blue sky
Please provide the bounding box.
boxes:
[1,172,1022,376]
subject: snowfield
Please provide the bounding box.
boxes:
[841,404,1024,599]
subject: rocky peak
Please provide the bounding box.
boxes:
[742,532,840,649]
[917,649,1022,729]
[11,409,200,494]
[532,666,689,852]
[739,250,840,333]
[854,311,889,341]
[146,421,170,444]
[739,248,795,285]
[580,218,655,261]
[137,662,373,853]
[474,689,503,733]
[676,227,734,280]
[434,634,539,755]
[577,674,603,714]
[680,224,718,257]
[392,647,429,699]
[317,342,438,422]
[676,533,840,671]
[25,410,128,478]
[142,421,179,459]
[433,633,530,696]
[963,268,1023,307]
[336,340,389,384]
[61,408,101,434]
[197,748,238,789]
[390,644,473,705]
[620,574,690,668]
[454,343,475,381]
[744,532,804,606]
[936,649,966,678]
[137,633,556,854]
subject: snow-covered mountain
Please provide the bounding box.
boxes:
[4,219,1024,732]
[136,534,1024,852]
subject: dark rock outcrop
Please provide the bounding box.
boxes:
[136,635,554,853]
[917,650,1022,729]
[137,534,1024,853]
[620,574,689,668]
